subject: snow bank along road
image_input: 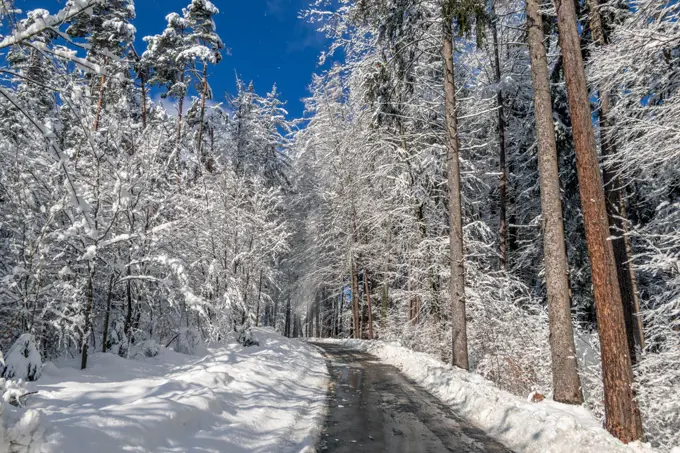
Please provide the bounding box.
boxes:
[29,329,328,453]
[312,342,511,453]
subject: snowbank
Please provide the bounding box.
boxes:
[315,338,657,453]
[0,379,44,453]
[29,328,327,453]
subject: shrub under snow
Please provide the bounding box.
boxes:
[237,325,260,347]
[2,335,42,382]
[174,328,207,356]
[106,319,129,358]
[129,340,161,359]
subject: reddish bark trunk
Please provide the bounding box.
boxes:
[553,0,643,440]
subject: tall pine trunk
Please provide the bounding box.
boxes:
[526,0,583,404]
[491,12,508,270]
[442,12,469,370]
[553,0,643,440]
[586,0,645,362]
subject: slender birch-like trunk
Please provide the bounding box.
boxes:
[363,269,373,339]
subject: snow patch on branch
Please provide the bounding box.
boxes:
[0,0,103,50]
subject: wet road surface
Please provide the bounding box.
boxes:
[311,343,513,453]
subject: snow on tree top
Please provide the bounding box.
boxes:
[195,0,219,15]
[165,12,188,28]
[177,45,218,64]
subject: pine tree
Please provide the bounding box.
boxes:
[586,0,643,363]
[489,5,508,270]
[442,3,469,370]
[228,80,292,187]
[525,0,583,404]
[142,11,189,156]
[65,0,136,131]
[181,0,223,165]
[442,0,485,370]
[552,0,643,440]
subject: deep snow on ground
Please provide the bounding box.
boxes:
[314,338,659,453]
[24,328,328,453]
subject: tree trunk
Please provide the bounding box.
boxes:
[197,64,209,167]
[101,274,115,353]
[492,11,508,271]
[363,270,374,339]
[326,290,334,337]
[359,278,364,338]
[92,58,107,132]
[326,294,333,337]
[381,281,388,328]
[442,12,469,370]
[336,290,343,337]
[586,0,644,363]
[316,289,322,338]
[284,297,291,337]
[123,262,134,342]
[175,95,184,176]
[242,270,250,325]
[553,0,643,441]
[255,270,263,327]
[351,259,360,339]
[310,297,315,338]
[526,0,583,404]
[292,313,297,338]
[81,262,95,369]
[294,313,302,338]
[270,298,275,328]
[140,71,148,130]
[92,78,104,131]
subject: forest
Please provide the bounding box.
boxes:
[0,0,678,451]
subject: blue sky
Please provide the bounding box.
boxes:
[15,0,330,119]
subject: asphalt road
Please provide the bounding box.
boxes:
[311,343,513,453]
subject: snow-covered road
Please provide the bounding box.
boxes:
[31,329,328,453]
[314,342,511,453]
